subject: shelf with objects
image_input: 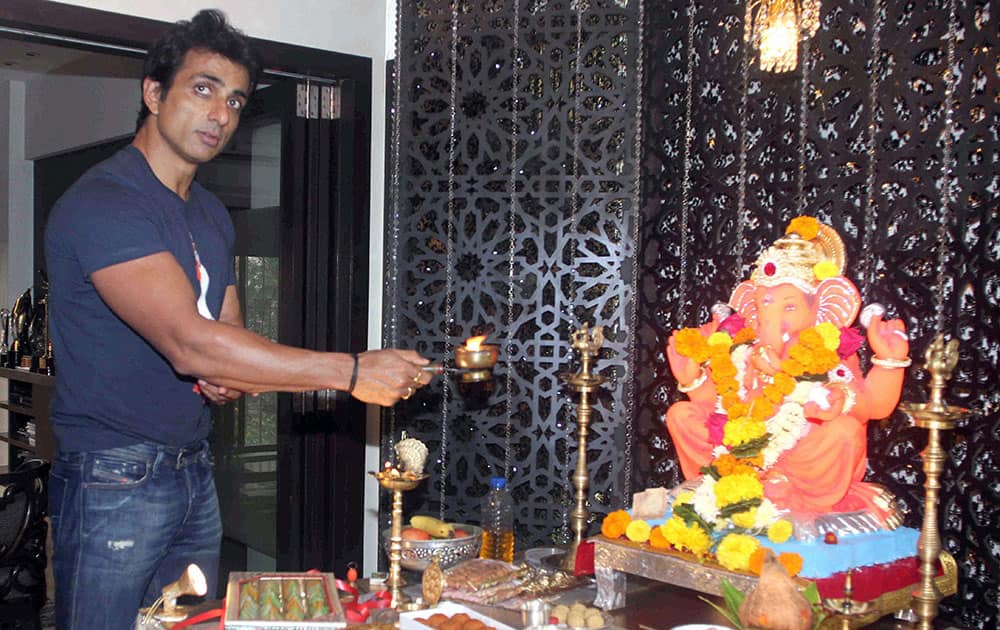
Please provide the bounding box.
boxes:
[0,367,54,466]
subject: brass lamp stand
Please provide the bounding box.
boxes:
[898,334,972,630]
[559,323,608,572]
[370,466,428,610]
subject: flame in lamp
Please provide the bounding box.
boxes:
[465,335,487,351]
[745,0,821,73]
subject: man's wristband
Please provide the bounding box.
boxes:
[348,353,359,393]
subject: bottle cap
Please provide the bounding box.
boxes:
[489,476,507,490]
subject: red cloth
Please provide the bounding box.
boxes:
[574,540,595,576]
[813,556,939,601]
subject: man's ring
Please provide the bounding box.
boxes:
[412,373,421,384]
[403,386,413,400]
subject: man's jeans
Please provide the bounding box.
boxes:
[49,440,222,630]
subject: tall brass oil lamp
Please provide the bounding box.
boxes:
[370,462,428,611]
[898,334,972,630]
[558,323,608,572]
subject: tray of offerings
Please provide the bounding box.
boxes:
[223,571,346,628]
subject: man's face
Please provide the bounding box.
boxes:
[144,48,250,166]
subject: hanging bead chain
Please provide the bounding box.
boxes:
[735,10,751,277]
[439,0,460,520]
[860,0,885,306]
[678,0,696,323]
[503,0,521,482]
[623,0,645,504]
[386,0,406,452]
[555,0,587,542]
[935,0,959,334]
[795,35,810,219]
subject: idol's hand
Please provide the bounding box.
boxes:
[667,330,703,386]
[867,314,909,360]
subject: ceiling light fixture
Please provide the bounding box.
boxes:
[744,0,821,73]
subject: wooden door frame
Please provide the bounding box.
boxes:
[2,0,372,576]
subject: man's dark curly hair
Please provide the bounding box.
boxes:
[136,9,260,130]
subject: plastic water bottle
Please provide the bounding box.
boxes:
[479,476,515,562]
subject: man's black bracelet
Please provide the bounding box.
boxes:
[348,353,359,393]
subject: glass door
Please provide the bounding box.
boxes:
[201,79,371,582]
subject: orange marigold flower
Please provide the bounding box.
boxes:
[753,399,775,419]
[778,552,804,577]
[786,216,820,240]
[781,359,805,377]
[721,393,741,409]
[773,372,797,395]
[675,328,710,363]
[763,383,785,404]
[601,510,631,539]
[748,546,769,575]
[733,327,756,345]
[648,525,670,549]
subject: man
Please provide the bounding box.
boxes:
[43,10,431,629]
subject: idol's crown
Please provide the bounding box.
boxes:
[749,216,846,293]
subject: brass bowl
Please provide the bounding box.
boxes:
[383,523,483,572]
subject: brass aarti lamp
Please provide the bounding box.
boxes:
[898,334,972,630]
[558,323,608,572]
[370,463,428,611]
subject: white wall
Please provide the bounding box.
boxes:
[26,74,136,159]
[52,0,393,574]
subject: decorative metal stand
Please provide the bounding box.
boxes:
[899,334,972,630]
[370,466,429,610]
[558,323,608,572]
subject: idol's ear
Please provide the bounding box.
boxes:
[815,277,861,327]
[729,281,759,330]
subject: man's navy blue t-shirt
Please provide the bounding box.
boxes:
[44,145,236,452]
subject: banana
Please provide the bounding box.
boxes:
[410,515,455,538]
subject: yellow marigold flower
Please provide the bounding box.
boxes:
[716,533,761,572]
[662,518,712,556]
[813,322,841,351]
[724,419,767,447]
[767,519,794,543]
[674,490,694,506]
[675,328,710,363]
[625,519,652,543]
[731,508,757,529]
[813,260,840,281]
[683,522,713,556]
[708,332,733,348]
[733,327,756,345]
[773,372,796,395]
[714,473,764,507]
[786,216,820,240]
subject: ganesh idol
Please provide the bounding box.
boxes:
[665,216,911,528]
